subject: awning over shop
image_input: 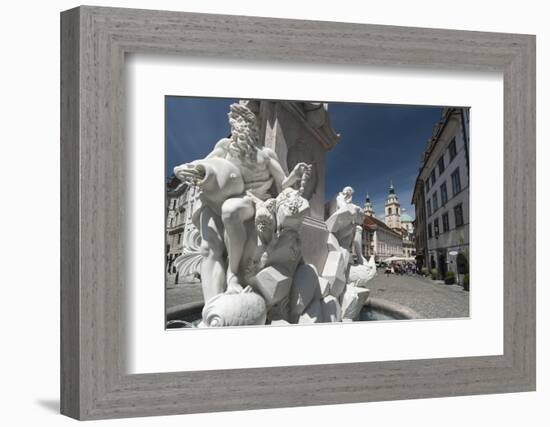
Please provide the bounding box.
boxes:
[383,256,416,263]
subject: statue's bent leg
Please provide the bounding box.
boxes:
[199,207,226,302]
[221,197,255,292]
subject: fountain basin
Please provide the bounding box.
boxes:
[166,297,420,328]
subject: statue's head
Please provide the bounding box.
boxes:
[227,102,260,161]
[342,186,354,201]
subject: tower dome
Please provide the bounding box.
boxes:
[401,213,414,223]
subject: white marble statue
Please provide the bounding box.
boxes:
[174,102,312,326]
[325,187,365,253]
[323,186,376,321]
[173,102,375,327]
[280,185,376,324]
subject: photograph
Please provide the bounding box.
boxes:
[164,97,470,328]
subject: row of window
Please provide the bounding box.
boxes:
[168,211,181,228]
[169,205,192,228]
[425,137,458,194]
[170,194,188,210]
[166,232,183,246]
[427,203,464,239]
[376,242,402,253]
[166,252,182,262]
[426,167,462,217]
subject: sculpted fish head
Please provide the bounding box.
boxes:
[201,291,267,327]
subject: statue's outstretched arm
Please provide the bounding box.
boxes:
[174,138,230,183]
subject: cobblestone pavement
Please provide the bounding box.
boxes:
[367,271,470,319]
[166,272,470,319]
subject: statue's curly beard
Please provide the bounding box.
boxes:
[228,127,258,163]
[226,102,260,163]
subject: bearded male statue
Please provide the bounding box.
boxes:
[174,102,310,303]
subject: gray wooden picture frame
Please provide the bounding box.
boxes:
[60,5,536,420]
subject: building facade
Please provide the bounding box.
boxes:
[362,215,404,261]
[165,176,199,285]
[362,192,402,261]
[412,107,470,279]
[384,183,416,259]
[411,178,428,270]
[401,213,416,258]
[361,185,417,261]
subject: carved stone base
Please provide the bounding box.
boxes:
[300,216,329,272]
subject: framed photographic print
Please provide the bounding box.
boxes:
[61,5,535,420]
[163,97,470,330]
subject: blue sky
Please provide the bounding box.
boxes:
[166,97,443,220]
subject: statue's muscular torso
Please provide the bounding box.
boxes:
[212,139,276,200]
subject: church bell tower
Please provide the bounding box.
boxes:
[364,193,375,217]
[384,181,401,230]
